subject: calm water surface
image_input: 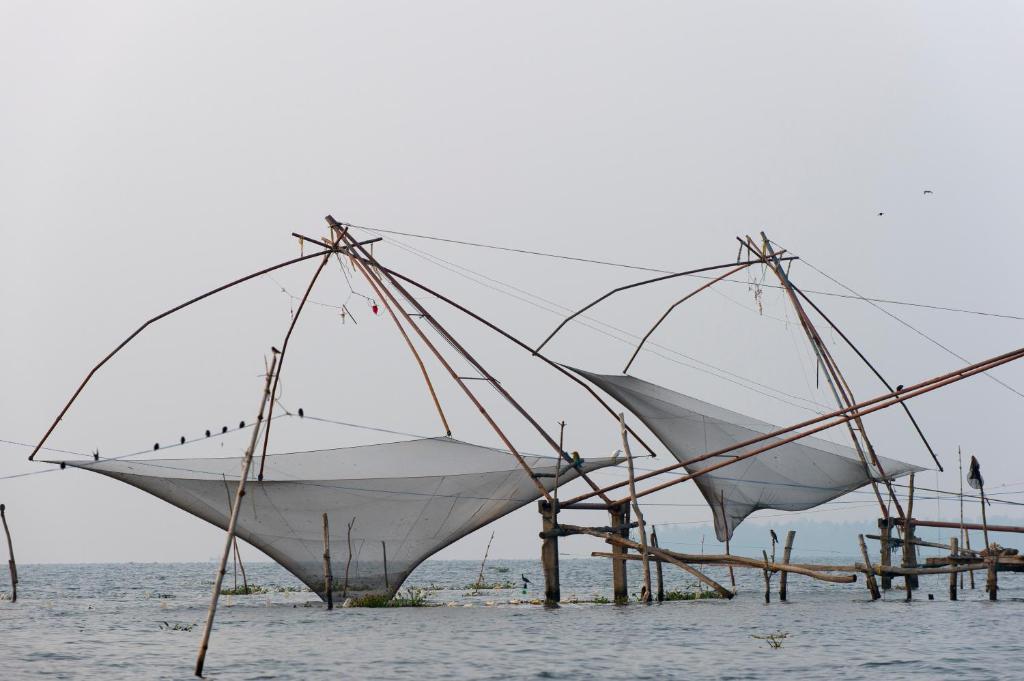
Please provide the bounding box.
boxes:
[1,559,1020,680]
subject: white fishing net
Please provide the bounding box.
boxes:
[574,370,922,541]
[57,438,618,597]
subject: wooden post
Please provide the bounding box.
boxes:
[902,473,918,596]
[382,541,389,592]
[858,534,881,600]
[1,504,16,603]
[195,351,278,678]
[779,530,795,602]
[879,517,892,590]
[609,504,629,604]
[232,539,249,595]
[322,513,333,610]
[343,517,355,600]
[540,500,560,606]
[620,413,651,603]
[964,529,975,589]
[762,551,772,604]
[949,537,958,601]
[987,559,998,601]
[651,527,665,602]
[720,492,736,590]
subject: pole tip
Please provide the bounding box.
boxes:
[0,503,5,512]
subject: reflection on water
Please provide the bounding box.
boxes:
[0,559,1020,680]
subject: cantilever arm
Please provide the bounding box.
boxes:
[533,257,797,354]
[622,261,756,373]
[28,248,335,461]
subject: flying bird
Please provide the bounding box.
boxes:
[877,212,885,216]
[923,190,933,195]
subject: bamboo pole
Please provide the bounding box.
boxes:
[879,518,892,590]
[959,447,971,589]
[475,531,495,588]
[622,261,756,373]
[779,530,795,601]
[903,473,918,596]
[964,528,975,589]
[858,534,881,600]
[977,480,997,601]
[195,351,278,678]
[759,236,893,519]
[720,492,736,590]
[27,242,377,462]
[789,279,941,470]
[762,550,772,604]
[322,513,333,610]
[651,527,665,602]
[231,539,249,595]
[535,256,798,354]
[564,343,1024,506]
[350,257,662,460]
[382,541,389,592]
[1,504,16,603]
[332,222,553,502]
[257,246,336,480]
[949,537,958,601]
[592,549,854,585]
[343,517,355,601]
[591,552,862,580]
[894,518,1024,535]
[565,528,735,597]
[343,244,452,438]
[620,414,651,603]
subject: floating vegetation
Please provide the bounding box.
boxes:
[663,585,726,601]
[464,580,515,591]
[349,588,431,608]
[752,631,790,649]
[159,621,196,632]
[564,594,611,604]
[490,566,510,574]
[220,584,309,596]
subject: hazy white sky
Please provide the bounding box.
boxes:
[2,1,1023,564]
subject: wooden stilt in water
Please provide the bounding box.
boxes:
[1,504,16,603]
[949,537,958,601]
[620,414,651,603]
[609,504,629,604]
[720,492,736,590]
[322,513,333,610]
[879,517,892,590]
[343,518,355,600]
[651,527,665,602]
[902,473,918,598]
[978,478,996,600]
[779,530,795,602]
[232,539,249,595]
[382,541,389,592]
[195,351,278,678]
[858,534,881,600]
[762,551,772,604]
[987,559,998,601]
[964,529,975,589]
[540,500,560,606]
